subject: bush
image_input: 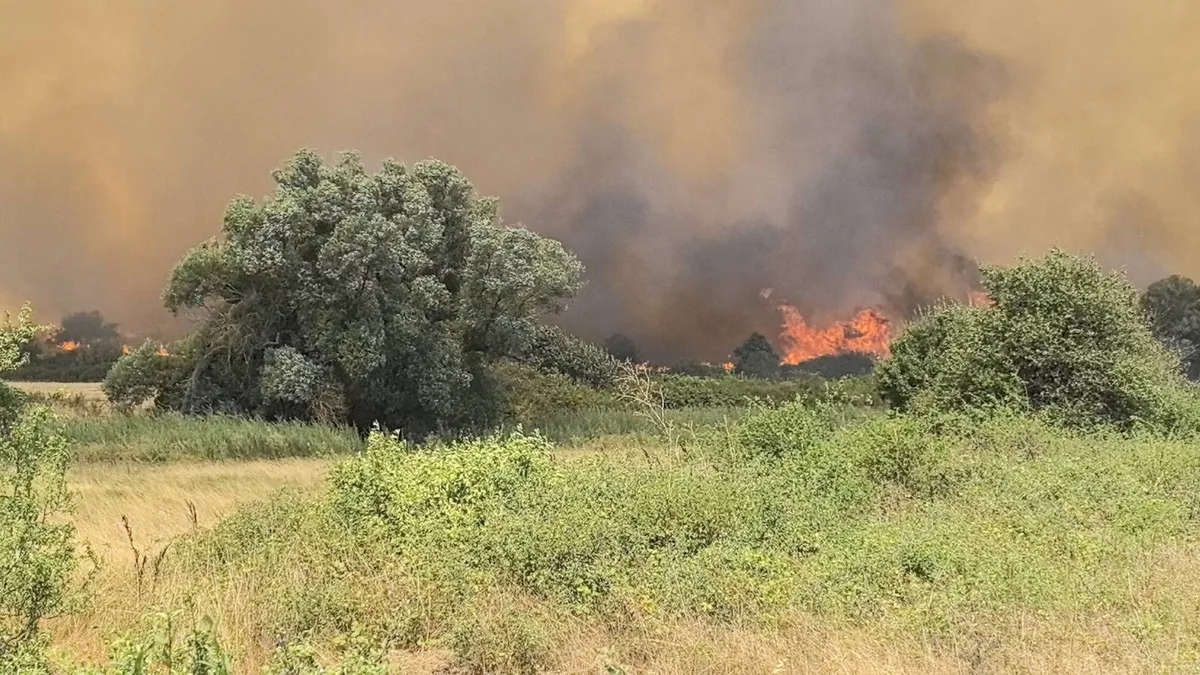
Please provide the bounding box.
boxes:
[6,345,123,383]
[102,340,183,409]
[877,250,1200,431]
[0,308,81,671]
[655,374,823,409]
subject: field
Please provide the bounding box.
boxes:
[9,377,1200,674]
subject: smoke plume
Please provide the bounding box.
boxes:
[2,0,1198,360]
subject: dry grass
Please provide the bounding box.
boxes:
[48,458,332,664]
[7,380,106,398]
[43,455,1200,673]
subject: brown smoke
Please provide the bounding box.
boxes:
[1,1,1198,359]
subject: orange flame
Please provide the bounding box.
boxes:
[722,361,735,373]
[58,340,80,352]
[967,290,992,306]
[122,345,132,355]
[778,306,891,365]
[156,347,170,357]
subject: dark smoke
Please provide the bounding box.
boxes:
[531,6,1009,360]
[6,1,1196,362]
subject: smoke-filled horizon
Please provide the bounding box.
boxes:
[2,1,1198,361]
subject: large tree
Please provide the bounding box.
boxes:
[1140,275,1200,379]
[114,150,599,434]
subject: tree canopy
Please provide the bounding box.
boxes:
[57,310,120,347]
[108,150,609,434]
[734,333,781,379]
[1140,275,1200,379]
[877,250,1198,431]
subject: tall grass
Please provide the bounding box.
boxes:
[64,414,362,463]
[77,411,1200,673]
[522,406,749,444]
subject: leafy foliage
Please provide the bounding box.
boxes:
[787,352,876,379]
[877,250,1199,431]
[733,333,781,379]
[1141,274,1200,379]
[106,150,589,435]
[0,307,80,671]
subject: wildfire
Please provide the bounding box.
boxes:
[722,362,735,373]
[119,345,170,357]
[777,306,891,365]
[58,340,80,352]
[967,290,993,306]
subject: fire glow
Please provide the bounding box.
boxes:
[777,306,891,365]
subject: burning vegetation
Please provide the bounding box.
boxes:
[777,307,892,365]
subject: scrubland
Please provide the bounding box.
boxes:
[5,382,1197,674]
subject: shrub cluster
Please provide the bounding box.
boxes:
[158,402,1200,671]
[877,251,1200,431]
[0,308,81,672]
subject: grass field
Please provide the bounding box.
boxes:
[8,380,1200,673]
[10,380,106,400]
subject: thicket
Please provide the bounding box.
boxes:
[0,308,83,672]
[877,250,1200,431]
[143,407,1200,672]
[495,362,863,426]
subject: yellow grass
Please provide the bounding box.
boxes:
[7,380,106,400]
[49,455,1200,673]
[49,458,332,665]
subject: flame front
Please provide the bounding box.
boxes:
[58,340,80,352]
[778,306,891,365]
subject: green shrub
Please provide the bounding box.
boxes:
[329,431,554,538]
[448,596,552,675]
[0,308,81,672]
[102,340,187,410]
[493,361,618,426]
[655,374,822,409]
[877,250,1200,431]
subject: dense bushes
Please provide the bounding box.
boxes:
[0,308,81,671]
[152,405,1200,671]
[877,251,1200,431]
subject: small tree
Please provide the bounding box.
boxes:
[877,250,1197,431]
[733,333,781,379]
[0,307,80,670]
[1140,275,1200,379]
[602,333,641,363]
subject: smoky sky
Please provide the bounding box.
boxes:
[3,0,1200,360]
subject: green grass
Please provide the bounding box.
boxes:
[521,406,749,444]
[64,414,363,463]
[95,408,1200,672]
